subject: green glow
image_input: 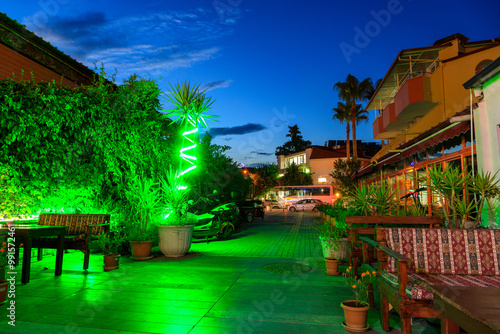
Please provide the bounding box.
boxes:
[483,71,500,90]
[165,81,218,188]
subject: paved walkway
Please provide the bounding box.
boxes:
[191,211,323,258]
[0,211,439,334]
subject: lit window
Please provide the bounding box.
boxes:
[318,177,327,183]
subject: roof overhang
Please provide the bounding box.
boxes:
[366,44,450,111]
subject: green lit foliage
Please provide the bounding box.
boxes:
[279,162,313,186]
[252,164,279,197]
[330,158,361,196]
[0,165,39,219]
[0,71,174,217]
[189,134,251,210]
[164,81,217,180]
[160,167,193,226]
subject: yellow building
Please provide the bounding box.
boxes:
[357,33,500,208]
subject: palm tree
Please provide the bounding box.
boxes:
[334,75,373,159]
[353,104,369,157]
[332,102,351,159]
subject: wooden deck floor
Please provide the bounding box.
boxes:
[0,211,440,333]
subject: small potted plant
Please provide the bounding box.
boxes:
[98,231,125,271]
[157,167,196,258]
[315,221,346,275]
[341,266,377,331]
[125,175,161,260]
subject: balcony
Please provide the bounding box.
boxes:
[373,74,437,139]
[394,75,437,124]
[373,103,399,140]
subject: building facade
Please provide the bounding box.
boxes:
[0,13,96,86]
[357,33,500,212]
[277,145,373,184]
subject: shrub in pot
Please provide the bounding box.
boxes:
[157,168,195,258]
[98,230,125,271]
[125,175,161,260]
[315,220,346,275]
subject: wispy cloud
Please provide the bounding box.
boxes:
[201,80,232,91]
[22,9,238,80]
[250,151,273,156]
[209,123,266,137]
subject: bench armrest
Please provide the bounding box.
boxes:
[359,236,377,248]
[379,246,411,263]
[379,245,411,300]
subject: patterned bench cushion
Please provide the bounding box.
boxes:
[38,214,109,236]
[381,228,500,275]
[382,270,500,300]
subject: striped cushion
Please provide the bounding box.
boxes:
[381,271,500,300]
[381,228,500,275]
[38,214,109,235]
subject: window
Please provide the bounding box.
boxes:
[475,59,493,73]
[318,177,327,183]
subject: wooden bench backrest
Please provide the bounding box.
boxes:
[347,216,442,245]
[346,216,442,227]
[379,228,500,276]
[38,214,110,235]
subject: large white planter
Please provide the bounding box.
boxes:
[158,225,193,258]
[319,236,348,261]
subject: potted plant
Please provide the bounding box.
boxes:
[315,221,346,275]
[125,175,161,260]
[157,167,196,258]
[341,266,377,331]
[98,231,125,271]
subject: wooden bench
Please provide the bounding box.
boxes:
[346,216,442,276]
[376,227,500,334]
[32,214,110,270]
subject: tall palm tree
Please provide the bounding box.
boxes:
[332,102,351,159]
[334,75,373,159]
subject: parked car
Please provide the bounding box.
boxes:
[287,199,323,212]
[264,199,282,209]
[237,199,265,223]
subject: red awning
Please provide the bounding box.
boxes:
[400,121,470,159]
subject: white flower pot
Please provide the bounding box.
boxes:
[158,225,193,258]
[319,236,348,261]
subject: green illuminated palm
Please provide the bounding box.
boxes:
[164,81,217,128]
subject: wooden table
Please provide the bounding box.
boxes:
[0,224,66,284]
[430,285,500,334]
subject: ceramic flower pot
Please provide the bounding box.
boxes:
[324,257,340,275]
[130,241,153,260]
[158,225,193,258]
[341,300,370,331]
[103,254,120,271]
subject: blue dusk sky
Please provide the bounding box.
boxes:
[3,0,500,166]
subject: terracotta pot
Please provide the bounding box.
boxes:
[325,257,339,275]
[158,225,193,258]
[0,280,8,305]
[130,240,153,260]
[341,300,370,330]
[103,254,120,271]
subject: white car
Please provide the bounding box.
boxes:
[287,199,323,212]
